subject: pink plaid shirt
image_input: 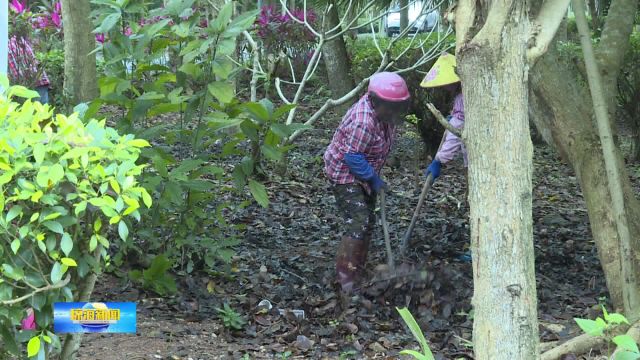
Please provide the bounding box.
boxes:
[324,95,396,193]
[8,36,50,88]
[435,93,466,166]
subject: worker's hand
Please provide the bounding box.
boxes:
[424,159,441,181]
[370,174,388,194]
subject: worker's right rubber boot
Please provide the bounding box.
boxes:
[335,236,368,294]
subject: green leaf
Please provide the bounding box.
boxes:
[33,143,45,164]
[95,12,122,33]
[27,336,40,357]
[607,313,630,325]
[43,221,64,234]
[616,351,640,360]
[61,258,77,267]
[272,104,297,120]
[89,235,97,252]
[574,318,605,337]
[399,350,431,360]
[49,164,65,185]
[141,190,152,208]
[243,102,270,123]
[226,9,259,36]
[2,264,24,281]
[261,144,283,162]
[396,307,434,360]
[8,86,39,99]
[208,82,235,104]
[10,239,20,254]
[61,233,73,256]
[0,323,20,355]
[50,262,62,284]
[248,180,269,208]
[211,2,233,31]
[6,205,22,222]
[614,335,640,353]
[118,221,129,241]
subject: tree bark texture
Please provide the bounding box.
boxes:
[594,0,639,124]
[323,3,355,112]
[572,0,640,321]
[457,2,539,359]
[530,50,640,315]
[61,0,98,106]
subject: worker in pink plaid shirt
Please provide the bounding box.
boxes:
[324,72,410,293]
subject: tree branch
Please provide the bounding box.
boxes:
[1,275,71,305]
[454,0,477,53]
[427,103,463,138]
[527,0,571,63]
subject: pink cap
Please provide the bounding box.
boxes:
[368,72,410,102]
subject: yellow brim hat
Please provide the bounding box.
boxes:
[420,52,461,88]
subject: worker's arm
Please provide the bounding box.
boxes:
[344,153,386,193]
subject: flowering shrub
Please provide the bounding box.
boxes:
[254,5,318,71]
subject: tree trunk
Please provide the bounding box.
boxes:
[573,0,640,319]
[589,0,600,30]
[594,0,639,127]
[530,49,640,317]
[400,0,409,31]
[323,3,355,112]
[457,2,539,359]
[528,0,640,316]
[61,0,98,106]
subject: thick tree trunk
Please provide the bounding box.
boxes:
[594,0,639,125]
[61,0,98,105]
[530,49,640,316]
[528,0,640,315]
[323,3,355,112]
[573,0,640,319]
[457,2,539,359]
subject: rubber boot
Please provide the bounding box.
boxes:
[335,236,368,293]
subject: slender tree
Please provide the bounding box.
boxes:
[529,0,640,316]
[61,0,98,106]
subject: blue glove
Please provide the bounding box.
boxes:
[424,159,441,181]
[344,153,387,193]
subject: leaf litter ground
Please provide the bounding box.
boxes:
[75,111,640,360]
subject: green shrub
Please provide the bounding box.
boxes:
[35,48,64,109]
[0,80,151,358]
[348,34,457,155]
[88,1,306,274]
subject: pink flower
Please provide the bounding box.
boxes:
[123,27,133,36]
[54,1,62,14]
[51,11,62,28]
[95,33,105,43]
[34,15,49,29]
[10,0,26,13]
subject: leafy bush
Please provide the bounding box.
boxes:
[0,80,151,358]
[35,48,64,108]
[88,0,306,274]
[348,34,456,155]
[575,307,639,360]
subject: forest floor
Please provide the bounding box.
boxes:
[74,107,640,360]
